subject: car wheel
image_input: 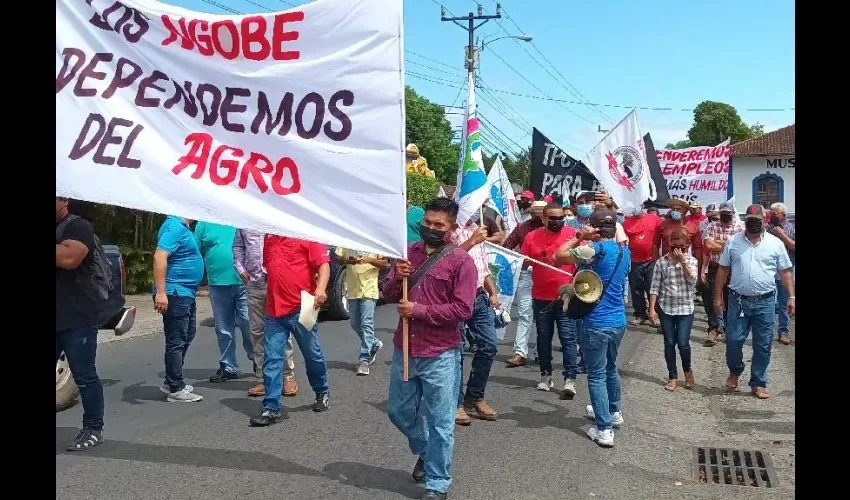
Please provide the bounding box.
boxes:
[56,352,79,412]
[323,270,350,320]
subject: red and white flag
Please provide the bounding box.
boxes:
[585,109,653,211]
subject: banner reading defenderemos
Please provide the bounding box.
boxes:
[56,0,407,257]
[656,140,731,207]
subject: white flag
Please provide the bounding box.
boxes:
[585,109,651,211]
[438,185,447,198]
[484,243,524,340]
[486,157,521,235]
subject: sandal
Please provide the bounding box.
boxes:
[66,428,104,452]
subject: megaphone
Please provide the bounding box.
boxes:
[558,269,604,311]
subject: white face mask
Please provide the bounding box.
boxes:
[565,215,576,221]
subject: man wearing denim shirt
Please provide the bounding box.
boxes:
[715,205,794,400]
[249,236,331,426]
[153,216,205,403]
[554,208,631,448]
[233,228,298,398]
[383,197,477,500]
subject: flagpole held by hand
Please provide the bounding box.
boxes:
[402,277,409,381]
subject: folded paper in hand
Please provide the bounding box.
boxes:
[299,291,319,330]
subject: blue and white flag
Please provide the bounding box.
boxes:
[484,242,524,340]
[486,156,522,235]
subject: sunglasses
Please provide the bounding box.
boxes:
[547,215,566,221]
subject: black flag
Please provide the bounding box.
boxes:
[642,133,671,206]
[531,128,602,202]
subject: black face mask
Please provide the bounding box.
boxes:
[745,219,763,234]
[419,225,447,248]
[546,220,564,232]
[709,216,720,223]
[519,201,531,210]
[720,214,733,224]
[769,215,781,226]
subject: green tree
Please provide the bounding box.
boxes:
[665,139,693,149]
[405,86,461,184]
[684,101,764,147]
[406,172,439,207]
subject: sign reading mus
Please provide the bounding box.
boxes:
[56,0,407,258]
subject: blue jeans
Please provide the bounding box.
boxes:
[388,348,461,495]
[512,268,534,357]
[262,309,329,412]
[658,312,694,380]
[580,325,626,431]
[774,269,793,336]
[457,293,497,405]
[209,285,253,373]
[349,298,378,363]
[532,299,578,379]
[725,292,775,388]
[160,294,197,393]
[56,326,104,430]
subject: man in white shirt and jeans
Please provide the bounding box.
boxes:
[714,205,795,400]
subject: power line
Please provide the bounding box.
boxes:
[198,0,242,14]
[475,0,616,123]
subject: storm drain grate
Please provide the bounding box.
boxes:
[692,447,778,488]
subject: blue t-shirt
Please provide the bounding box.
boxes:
[155,216,204,297]
[584,240,631,328]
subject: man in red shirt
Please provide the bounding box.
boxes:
[654,198,703,277]
[383,197,477,500]
[521,203,579,395]
[686,200,708,226]
[622,204,662,326]
[249,235,331,427]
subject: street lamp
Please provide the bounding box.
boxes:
[479,34,533,52]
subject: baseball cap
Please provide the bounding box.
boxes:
[705,204,719,215]
[744,204,765,220]
[689,200,703,209]
[520,190,534,199]
[718,202,735,214]
[588,208,617,228]
[531,200,547,209]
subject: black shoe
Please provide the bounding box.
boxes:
[312,393,330,412]
[253,361,258,375]
[209,369,239,383]
[412,456,425,483]
[250,410,283,427]
[66,428,104,452]
[421,490,447,500]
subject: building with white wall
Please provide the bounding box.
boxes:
[729,124,795,214]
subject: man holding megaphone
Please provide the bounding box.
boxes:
[554,208,631,448]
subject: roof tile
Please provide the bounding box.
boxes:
[732,124,795,157]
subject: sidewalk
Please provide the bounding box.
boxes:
[97,294,214,344]
[611,306,795,498]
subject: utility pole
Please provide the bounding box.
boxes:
[440,3,502,75]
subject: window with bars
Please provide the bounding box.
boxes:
[756,177,780,208]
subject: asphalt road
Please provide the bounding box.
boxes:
[57,298,795,500]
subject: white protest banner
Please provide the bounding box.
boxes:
[656,140,731,207]
[56,0,407,258]
[484,243,524,340]
[585,109,653,211]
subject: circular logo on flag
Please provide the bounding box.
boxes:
[606,145,646,191]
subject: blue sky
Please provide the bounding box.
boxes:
[164,0,795,158]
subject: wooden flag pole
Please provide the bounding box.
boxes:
[402,276,409,381]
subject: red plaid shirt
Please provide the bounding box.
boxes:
[704,220,744,264]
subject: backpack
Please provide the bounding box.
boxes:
[56,215,114,305]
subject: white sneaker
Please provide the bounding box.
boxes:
[585,404,624,427]
[562,379,577,396]
[161,382,194,394]
[167,388,203,402]
[356,362,370,376]
[537,375,553,391]
[586,426,614,447]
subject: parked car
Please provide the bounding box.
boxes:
[319,246,349,321]
[56,245,136,411]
